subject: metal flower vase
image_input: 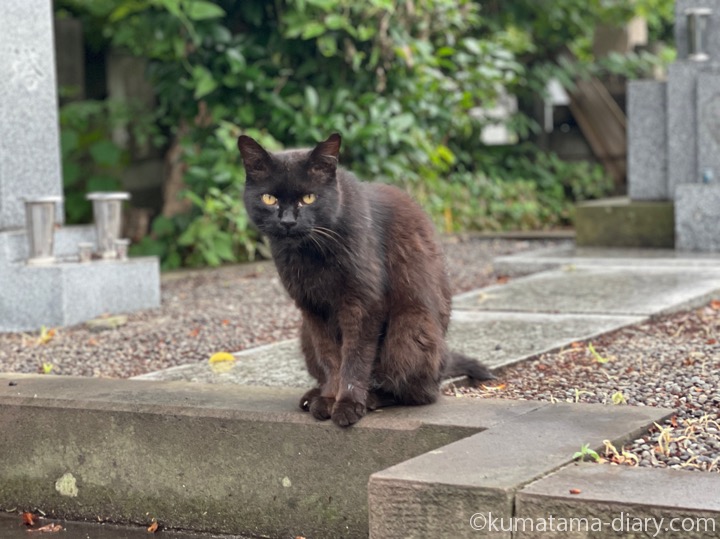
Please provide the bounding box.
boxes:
[86,192,131,259]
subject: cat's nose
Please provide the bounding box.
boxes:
[280,213,296,228]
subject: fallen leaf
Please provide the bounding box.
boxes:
[188,327,201,338]
[86,338,98,346]
[707,338,717,345]
[147,520,159,533]
[209,351,236,373]
[496,275,509,284]
[37,326,57,345]
[480,383,507,391]
[221,319,230,326]
[28,523,63,533]
[710,300,720,310]
[22,512,35,526]
[570,341,583,349]
[670,415,678,428]
[569,488,581,495]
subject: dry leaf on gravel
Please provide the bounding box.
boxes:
[569,488,581,495]
[27,523,63,533]
[147,520,159,533]
[22,512,35,526]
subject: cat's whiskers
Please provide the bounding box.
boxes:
[311,227,349,254]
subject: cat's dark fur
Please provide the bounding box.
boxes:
[237,133,494,427]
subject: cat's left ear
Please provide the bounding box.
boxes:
[237,135,272,178]
[308,133,341,177]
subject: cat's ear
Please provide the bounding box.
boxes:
[308,133,341,178]
[237,135,271,178]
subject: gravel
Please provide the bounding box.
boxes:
[0,237,558,378]
[447,300,720,473]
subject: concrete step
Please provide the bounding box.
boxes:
[0,375,670,539]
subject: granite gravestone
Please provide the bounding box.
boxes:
[625,0,720,251]
[0,0,160,332]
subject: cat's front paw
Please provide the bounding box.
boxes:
[310,396,334,421]
[331,398,366,427]
[299,387,322,412]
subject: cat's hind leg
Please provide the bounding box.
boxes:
[376,313,443,406]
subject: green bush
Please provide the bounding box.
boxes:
[56,0,672,269]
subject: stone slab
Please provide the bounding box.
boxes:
[697,72,720,182]
[516,463,720,538]
[675,0,720,61]
[134,339,315,387]
[0,257,160,331]
[368,403,672,539]
[453,266,720,316]
[627,80,668,200]
[493,245,720,275]
[675,184,720,251]
[668,61,701,196]
[0,374,544,539]
[574,197,674,248]
[0,0,64,230]
[133,311,643,385]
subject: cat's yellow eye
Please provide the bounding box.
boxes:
[261,194,277,206]
[302,194,317,205]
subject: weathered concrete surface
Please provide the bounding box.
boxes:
[516,464,720,538]
[454,266,720,316]
[0,374,545,539]
[368,403,672,539]
[574,198,674,248]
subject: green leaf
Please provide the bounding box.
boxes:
[89,140,122,167]
[305,86,319,111]
[192,65,218,99]
[325,13,347,30]
[60,131,79,156]
[184,1,225,20]
[152,216,176,236]
[301,22,326,39]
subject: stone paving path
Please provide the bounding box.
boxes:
[133,246,720,386]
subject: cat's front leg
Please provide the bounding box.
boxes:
[299,311,341,421]
[332,305,380,427]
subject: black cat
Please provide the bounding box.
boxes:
[237,133,493,427]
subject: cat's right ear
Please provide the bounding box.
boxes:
[237,135,271,178]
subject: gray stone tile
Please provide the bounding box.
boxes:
[493,245,720,274]
[134,339,314,388]
[454,266,720,316]
[448,311,643,369]
[517,464,720,538]
[0,0,64,229]
[697,72,720,181]
[628,80,668,200]
[675,183,720,251]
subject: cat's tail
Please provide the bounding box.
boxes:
[443,351,496,382]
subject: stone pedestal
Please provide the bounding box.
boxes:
[675,184,720,251]
[0,0,161,332]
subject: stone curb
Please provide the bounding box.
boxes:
[0,374,671,538]
[516,464,720,538]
